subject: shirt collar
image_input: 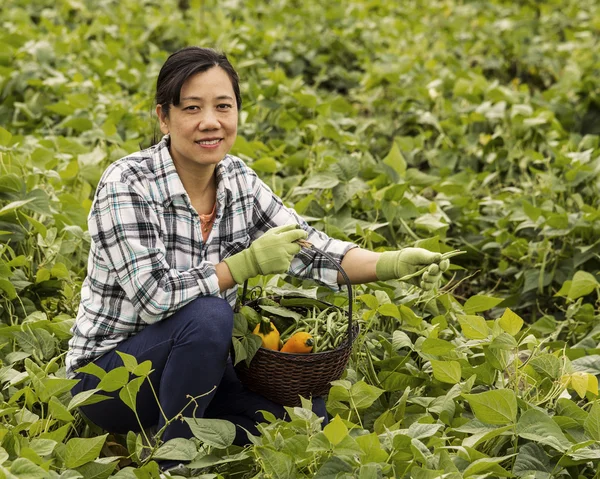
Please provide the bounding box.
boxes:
[152,135,233,208]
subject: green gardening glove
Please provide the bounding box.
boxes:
[375,248,450,290]
[224,224,308,284]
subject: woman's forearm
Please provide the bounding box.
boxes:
[337,247,381,284]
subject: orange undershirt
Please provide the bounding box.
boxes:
[198,202,217,242]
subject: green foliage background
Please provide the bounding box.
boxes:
[1,0,600,477]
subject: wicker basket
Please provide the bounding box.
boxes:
[234,244,358,406]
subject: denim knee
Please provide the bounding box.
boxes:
[176,296,234,349]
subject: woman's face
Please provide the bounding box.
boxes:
[156,66,238,172]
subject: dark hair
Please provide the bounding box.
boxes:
[155,47,242,117]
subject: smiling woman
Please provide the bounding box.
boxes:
[65,46,449,473]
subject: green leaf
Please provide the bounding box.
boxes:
[68,389,111,410]
[498,308,524,336]
[568,271,598,299]
[118,377,144,412]
[323,415,348,446]
[255,447,296,479]
[383,142,406,178]
[355,433,388,463]
[392,331,413,350]
[184,418,236,448]
[516,408,572,452]
[584,402,600,440]
[462,455,513,477]
[458,315,490,340]
[303,172,340,189]
[64,434,108,469]
[48,396,75,422]
[153,438,197,461]
[75,460,118,479]
[463,295,504,314]
[116,351,138,372]
[252,157,278,173]
[462,390,517,425]
[349,381,384,409]
[29,438,57,457]
[421,338,455,356]
[75,362,106,380]
[377,303,400,319]
[513,443,553,477]
[0,127,13,146]
[97,367,129,392]
[9,458,47,478]
[39,378,79,402]
[529,354,562,379]
[431,360,461,384]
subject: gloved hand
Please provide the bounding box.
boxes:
[224,224,308,284]
[375,248,450,290]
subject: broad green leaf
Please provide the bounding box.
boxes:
[118,377,144,412]
[458,315,490,340]
[529,354,562,379]
[377,303,400,319]
[187,451,250,469]
[392,331,412,350]
[463,295,504,314]
[407,422,444,440]
[463,390,517,425]
[40,378,79,402]
[350,381,384,409]
[116,351,138,372]
[516,408,572,452]
[0,127,13,146]
[498,308,524,336]
[513,443,553,477]
[68,389,111,410]
[569,371,596,398]
[421,338,455,356]
[568,271,598,300]
[355,433,388,463]
[323,415,348,445]
[303,172,339,189]
[75,362,106,380]
[399,305,422,326]
[431,360,461,384]
[97,367,129,392]
[75,460,117,479]
[463,454,514,477]
[184,418,236,448]
[48,396,75,422]
[64,434,108,469]
[584,402,600,440]
[383,142,406,178]
[29,438,57,457]
[255,447,296,479]
[9,458,47,478]
[153,438,197,461]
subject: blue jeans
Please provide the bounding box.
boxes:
[71,296,328,446]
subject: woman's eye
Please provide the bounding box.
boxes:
[184,105,199,111]
[217,104,233,110]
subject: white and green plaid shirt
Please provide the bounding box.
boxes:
[66,136,356,376]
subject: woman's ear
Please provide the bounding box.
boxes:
[156,104,169,134]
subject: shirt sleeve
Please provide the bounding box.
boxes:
[247,168,357,290]
[89,181,220,324]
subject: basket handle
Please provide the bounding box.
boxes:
[240,240,354,340]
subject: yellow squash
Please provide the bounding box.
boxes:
[280,332,314,354]
[253,318,280,350]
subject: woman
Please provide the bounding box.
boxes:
[67,47,448,455]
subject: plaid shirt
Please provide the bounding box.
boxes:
[66,136,356,376]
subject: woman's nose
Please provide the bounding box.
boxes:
[198,109,219,130]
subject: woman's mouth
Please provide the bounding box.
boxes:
[195,138,222,148]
